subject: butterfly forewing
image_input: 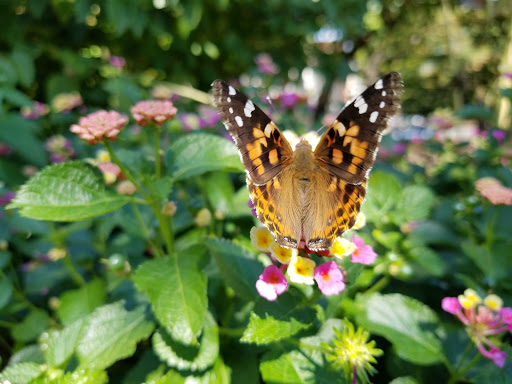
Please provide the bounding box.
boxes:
[211,80,293,185]
[314,72,403,184]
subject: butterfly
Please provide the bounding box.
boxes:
[212,72,403,251]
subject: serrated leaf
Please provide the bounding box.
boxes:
[0,362,43,384]
[57,278,106,326]
[76,302,154,370]
[0,114,46,165]
[242,294,316,345]
[205,238,262,301]
[11,308,49,343]
[166,133,244,181]
[355,293,444,365]
[30,369,109,384]
[8,161,130,221]
[152,312,219,372]
[45,319,85,368]
[363,171,402,223]
[133,246,208,345]
[394,185,434,225]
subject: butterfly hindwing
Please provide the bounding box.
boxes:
[314,72,403,184]
[211,80,293,185]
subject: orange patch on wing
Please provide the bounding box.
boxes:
[332,148,343,164]
[346,124,360,137]
[268,148,279,165]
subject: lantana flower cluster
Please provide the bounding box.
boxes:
[251,213,377,301]
[442,288,512,367]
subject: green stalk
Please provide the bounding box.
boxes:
[153,125,162,178]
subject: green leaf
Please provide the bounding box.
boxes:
[455,104,493,120]
[205,238,262,301]
[355,293,444,365]
[408,246,446,277]
[0,277,13,310]
[76,302,154,370]
[389,378,421,384]
[0,114,46,165]
[44,319,85,368]
[0,362,42,384]
[394,185,435,225]
[204,172,234,218]
[11,49,35,87]
[8,161,131,221]
[11,309,50,343]
[57,279,107,326]
[166,133,244,181]
[152,312,219,372]
[461,241,509,284]
[30,369,109,384]
[362,171,401,224]
[133,246,208,345]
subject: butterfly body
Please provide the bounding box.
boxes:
[212,73,402,251]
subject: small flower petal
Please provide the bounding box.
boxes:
[131,100,177,126]
[287,253,315,285]
[70,110,128,144]
[329,237,357,259]
[269,242,296,264]
[442,297,462,314]
[314,261,345,295]
[484,294,503,311]
[256,265,287,301]
[250,226,275,252]
[351,235,378,265]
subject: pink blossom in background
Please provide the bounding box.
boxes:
[21,101,49,119]
[441,297,462,314]
[350,235,378,265]
[475,177,512,206]
[255,265,288,301]
[131,100,177,126]
[492,130,507,141]
[44,135,76,163]
[314,261,345,295]
[0,192,15,206]
[254,53,278,75]
[109,55,126,68]
[70,110,128,144]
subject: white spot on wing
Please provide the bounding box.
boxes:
[227,97,231,102]
[369,111,379,123]
[379,101,385,108]
[229,107,234,114]
[264,123,273,137]
[382,90,387,96]
[228,86,236,96]
[375,79,384,89]
[235,116,243,127]
[244,100,255,117]
[354,95,368,114]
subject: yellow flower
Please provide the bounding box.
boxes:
[287,253,315,285]
[48,247,67,261]
[329,237,356,259]
[96,150,111,163]
[458,288,482,310]
[250,227,275,252]
[484,294,503,311]
[269,242,296,264]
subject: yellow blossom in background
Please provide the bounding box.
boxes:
[269,242,296,264]
[96,150,111,163]
[194,208,211,227]
[250,226,275,252]
[51,92,83,113]
[48,247,67,261]
[458,288,482,309]
[484,294,503,311]
[329,237,356,259]
[287,253,315,285]
[161,201,177,216]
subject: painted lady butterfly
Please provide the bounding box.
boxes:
[212,72,403,251]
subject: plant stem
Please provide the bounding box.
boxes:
[153,126,162,178]
[365,275,390,295]
[131,203,165,258]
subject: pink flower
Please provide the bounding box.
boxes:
[280,92,301,109]
[442,297,462,314]
[255,265,287,301]
[179,113,201,131]
[131,100,177,126]
[492,130,507,141]
[97,162,122,185]
[314,261,345,296]
[443,291,511,367]
[45,135,76,163]
[0,191,15,206]
[70,110,128,144]
[109,55,126,68]
[21,101,49,119]
[350,235,377,265]
[254,53,278,75]
[475,177,512,205]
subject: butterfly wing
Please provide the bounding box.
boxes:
[212,80,298,245]
[305,72,403,250]
[314,72,403,184]
[211,80,293,185]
